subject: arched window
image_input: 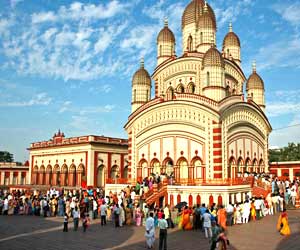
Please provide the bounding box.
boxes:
[176,84,184,93]
[133,89,136,102]
[207,72,210,86]
[110,165,119,179]
[228,157,236,178]
[187,82,195,94]
[187,35,193,51]
[97,164,105,187]
[166,87,174,100]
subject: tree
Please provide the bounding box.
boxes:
[0,151,14,162]
[269,143,300,162]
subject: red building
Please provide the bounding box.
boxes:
[269,161,300,180]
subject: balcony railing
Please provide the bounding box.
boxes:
[171,177,254,186]
[106,178,130,184]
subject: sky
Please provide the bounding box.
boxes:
[0,0,300,162]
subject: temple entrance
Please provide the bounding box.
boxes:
[97,164,105,187]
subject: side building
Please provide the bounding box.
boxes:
[0,161,29,186]
[28,130,128,188]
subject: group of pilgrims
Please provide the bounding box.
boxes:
[0,175,298,250]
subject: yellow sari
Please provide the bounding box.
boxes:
[277,212,291,236]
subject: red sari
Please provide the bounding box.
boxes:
[182,208,193,230]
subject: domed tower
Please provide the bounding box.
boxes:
[223,22,241,66]
[202,44,226,101]
[246,61,265,112]
[157,18,176,66]
[182,0,217,54]
[131,59,151,113]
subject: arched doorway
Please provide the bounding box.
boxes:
[61,164,68,186]
[196,194,201,205]
[245,158,251,174]
[237,157,243,176]
[228,157,236,178]
[33,165,38,185]
[259,159,264,173]
[177,194,181,204]
[77,164,85,187]
[187,82,195,94]
[69,164,76,187]
[152,160,160,175]
[46,165,52,185]
[53,164,60,186]
[163,158,174,177]
[176,84,184,93]
[39,165,45,185]
[97,164,105,187]
[188,194,193,207]
[252,159,258,173]
[209,195,214,207]
[177,157,188,182]
[218,195,223,206]
[123,165,128,179]
[166,87,174,100]
[192,157,203,180]
[110,165,119,180]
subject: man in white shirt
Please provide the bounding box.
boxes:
[100,202,107,226]
[254,198,262,219]
[202,209,212,239]
[145,212,155,249]
[72,206,80,231]
[158,214,168,250]
[226,203,234,226]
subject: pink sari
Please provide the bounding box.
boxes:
[135,207,142,226]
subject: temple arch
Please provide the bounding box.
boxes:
[97,164,105,187]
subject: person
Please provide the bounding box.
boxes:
[181,206,193,230]
[73,206,80,231]
[119,203,125,227]
[135,204,142,226]
[82,213,90,232]
[145,212,155,249]
[203,209,212,239]
[100,202,107,226]
[276,209,291,236]
[242,200,250,223]
[113,203,120,227]
[63,213,68,232]
[158,214,168,250]
[217,205,227,230]
[225,203,234,226]
[210,220,221,250]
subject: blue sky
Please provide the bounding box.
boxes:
[0,0,300,162]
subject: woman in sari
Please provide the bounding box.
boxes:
[217,205,227,230]
[277,209,291,236]
[250,200,256,221]
[181,206,193,230]
[125,205,132,225]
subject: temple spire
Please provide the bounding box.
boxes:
[229,21,232,32]
[252,60,256,73]
[164,17,168,27]
[140,57,144,68]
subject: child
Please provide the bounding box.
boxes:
[63,213,68,232]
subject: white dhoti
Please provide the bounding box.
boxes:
[145,229,155,248]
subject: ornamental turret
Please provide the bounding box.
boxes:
[182,0,217,54]
[223,22,241,66]
[157,18,176,66]
[131,59,151,113]
[246,61,265,112]
[202,42,226,101]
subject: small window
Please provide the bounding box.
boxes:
[133,89,136,102]
[207,72,210,86]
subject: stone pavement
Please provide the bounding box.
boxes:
[0,210,299,250]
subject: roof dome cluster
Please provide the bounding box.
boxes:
[246,62,264,90]
[182,0,216,30]
[223,23,240,48]
[203,46,224,68]
[157,19,175,43]
[132,59,151,86]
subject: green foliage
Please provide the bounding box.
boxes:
[269,143,300,162]
[0,151,14,163]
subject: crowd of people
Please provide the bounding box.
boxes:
[0,175,298,249]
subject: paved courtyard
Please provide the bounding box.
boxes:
[0,210,300,250]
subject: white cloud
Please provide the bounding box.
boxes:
[58,101,71,113]
[0,92,52,107]
[31,1,128,24]
[273,2,300,27]
[79,105,115,115]
[89,84,112,94]
[266,90,300,117]
[214,0,254,28]
[270,114,300,147]
[254,38,300,71]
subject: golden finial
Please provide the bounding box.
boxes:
[229,22,232,32]
[164,17,168,27]
[204,1,208,12]
[252,60,256,72]
[140,57,144,68]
